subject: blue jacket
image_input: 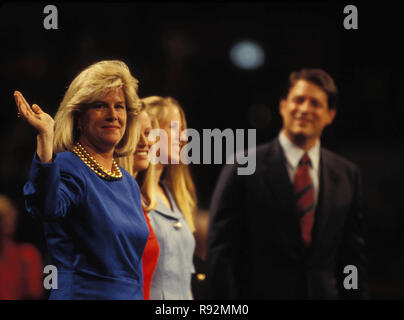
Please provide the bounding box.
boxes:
[23,152,149,299]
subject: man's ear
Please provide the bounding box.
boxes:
[279,99,286,117]
[327,108,337,125]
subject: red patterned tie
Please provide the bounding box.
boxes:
[293,153,315,246]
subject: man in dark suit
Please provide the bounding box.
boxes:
[206,68,369,299]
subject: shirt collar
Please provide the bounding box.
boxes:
[278,131,320,171]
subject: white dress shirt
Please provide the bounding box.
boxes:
[278,131,321,208]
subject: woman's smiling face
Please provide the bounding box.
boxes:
[133,111,153,173]
[158,105,183,165]
[79,88,127,153]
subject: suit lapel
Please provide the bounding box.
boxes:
[153,184,182,220]
[311,149,340,246]
[265,140,296,216]
[262,140,304,247]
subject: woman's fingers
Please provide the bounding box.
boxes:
[32,104,39,114]
[18,92,35,117]
[13,91,36,127]
[14,91,28,112]
[14,92,29,119]
[14,91,26,113]
[13,91,19,107]
[14,92,22,115]
[32,104,43,115]
[13,91,54,136]
[14,91,37,121]
[14,91,23,110]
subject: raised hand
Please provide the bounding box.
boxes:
[14,91,54,136]
[14,91,54,163]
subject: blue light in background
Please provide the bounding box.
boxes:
[230,40,265,70]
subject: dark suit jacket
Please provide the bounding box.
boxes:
[206,138,369,299]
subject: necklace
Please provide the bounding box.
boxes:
[71,142,122,181]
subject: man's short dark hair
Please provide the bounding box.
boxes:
[283,68,338,110]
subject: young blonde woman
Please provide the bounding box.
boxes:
[116,105,159,300]
[142,96,197,300]
[13,60,149,299]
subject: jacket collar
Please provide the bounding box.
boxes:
[153,183,183,220]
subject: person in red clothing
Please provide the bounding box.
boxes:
[0,194,44,300]
[140,207,159,300]
[117,106,159,300]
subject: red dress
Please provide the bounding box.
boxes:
[142,208,160,300]
[0,240,43,300]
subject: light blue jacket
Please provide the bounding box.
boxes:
[148,183,195,300]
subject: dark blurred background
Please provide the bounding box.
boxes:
[0,1,403,299]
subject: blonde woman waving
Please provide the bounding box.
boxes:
[14,60,149,300]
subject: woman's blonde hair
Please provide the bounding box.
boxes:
[53,60,141,157]
[116,105,157,212]
[142,96,197,232]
